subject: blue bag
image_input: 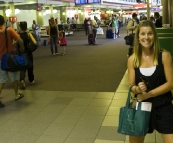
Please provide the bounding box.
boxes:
[1,27,32,72]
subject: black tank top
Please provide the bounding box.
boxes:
[134,51,173,108]
[18,32,29,51]
[50,25,57,35]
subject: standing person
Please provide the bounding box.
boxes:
[90,18,97,44]
[48,17,59,56]
[117,16,123,37]
[18,21,37,89]
[127,13,138,35]
[127,20,173,143]
[109,15,119,39]
[0,15,24,107]
[126,13,138,57]
[154,12,162,28]
[71,17,77,31]
[5,19,10,27]
[32,20,41,44]
[67,17,70,33]
[59,27,67,56]
[84,18,90,35]
[84,18,88,35]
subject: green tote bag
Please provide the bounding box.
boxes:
[117,85,151,136]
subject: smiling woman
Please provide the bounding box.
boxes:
[127,20,173,143]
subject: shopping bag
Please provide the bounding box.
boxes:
[117,85,151,136]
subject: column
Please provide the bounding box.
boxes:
[146,0,150,20]
[36,11,44,27]
[162,0,169,24]
[169,0,173,26]
[49,5,53,18]
[9,3,16,28]
[60,7,66,24]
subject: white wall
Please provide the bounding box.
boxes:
[0,10,3,15]
[16,10,37,29]
[42,10,60,26]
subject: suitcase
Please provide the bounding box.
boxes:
[106,29,114,39]
[88,33,94,44]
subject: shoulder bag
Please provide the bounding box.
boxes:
[124,20,135,46]
[117,85,151,136]
[27,32,38,52]
[1,28,32,72]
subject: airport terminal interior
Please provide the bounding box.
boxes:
[0,0,173,143]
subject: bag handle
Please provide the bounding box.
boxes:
[125,85,142,110]
[125,85,135,108]
[4,27,8,53]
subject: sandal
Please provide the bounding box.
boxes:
[15,93,24,101]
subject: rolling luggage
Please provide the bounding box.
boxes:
[88,33,94,44]
[106,29,114,39]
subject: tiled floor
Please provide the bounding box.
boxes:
[0,70,164,143]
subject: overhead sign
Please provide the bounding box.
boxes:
[151,0,162,6]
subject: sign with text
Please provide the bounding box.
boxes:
[151,0,162,6]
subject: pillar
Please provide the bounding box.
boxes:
[162,0,169,24]
[9,3,16,28]
[169,0,173,27]
[36,11,44,26]
[146,0,150,20]
[49,5,53,18]
[60,7,66,24]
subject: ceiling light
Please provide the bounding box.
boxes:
[15,9,20,14]
[53,9,57,13]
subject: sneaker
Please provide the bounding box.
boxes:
[30,81,35,84]
[55,53,59,55]
[0,101,4,108]
[115,35,118,38]
[21,80,25,89]
[52,53,56,56]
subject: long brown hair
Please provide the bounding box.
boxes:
[132,20,160,67]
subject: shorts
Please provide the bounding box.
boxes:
[0,61,19,83]
[148,102,173,134]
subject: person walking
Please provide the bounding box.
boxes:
[0,15,24,107]
[18,21,37,89]
[127,20,173,143]
[109,15,119,39]
[48,17,59,56]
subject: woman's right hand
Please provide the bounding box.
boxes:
[138,82,147,92]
